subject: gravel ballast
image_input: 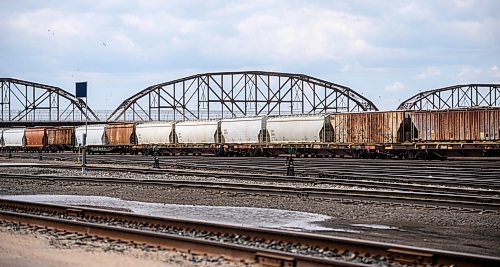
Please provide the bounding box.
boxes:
[0,165,499,257]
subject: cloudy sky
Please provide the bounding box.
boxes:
[1,0,499,112]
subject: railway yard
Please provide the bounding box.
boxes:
[2,0,499,264]
[0,152,499,266]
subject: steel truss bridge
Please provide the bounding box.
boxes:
[398,84,500,110]
[0,78,99,126]
[1,74,499,126]
[107,71,378,121]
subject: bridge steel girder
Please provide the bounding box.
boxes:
[0,78,100,122]
[108,71,378,121]
[397,84,500,110]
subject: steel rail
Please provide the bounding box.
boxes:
[1,159,498,195]
[26,164,500,197]
[5,152,500,182]
[6,152,500,171]
[1,199,499,267]
[0,172,499,211]
[11,152,500,173]
[0,207,363,266]
[3,153,500,188]
[166,162,500,183]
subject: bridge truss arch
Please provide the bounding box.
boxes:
[397,84,500,110]
[0,78,100,122]
[108,71,378,121]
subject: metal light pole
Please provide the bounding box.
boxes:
[82,100,87,174]
[76,82,88,174]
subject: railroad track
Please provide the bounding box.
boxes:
[1,171,499,211]
[1,198,498,267]
[4,153,500,189]
[8,163,500,198]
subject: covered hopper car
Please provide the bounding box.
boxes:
[1,128,25,151]
[1,107,499,158]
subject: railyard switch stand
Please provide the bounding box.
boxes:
[153,156,160,168]
[286,157,295,176]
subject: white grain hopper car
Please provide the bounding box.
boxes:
[75,124,106,146]
[175,120,220,144]
[2,128,25,148]
[220,117,267,144]
[136,121,176,145]
[266,115,332,143]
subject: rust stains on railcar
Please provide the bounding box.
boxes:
[47,127,74,146]
[410,107,500,141]
[106,123,136,145]
[25,127,50,148]
[331,111,409,144]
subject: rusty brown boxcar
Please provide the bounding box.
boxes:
[25,127,50,148]
[331,111,413,144]
[410,107,500,142]
[47,127,74,149]
[105,123,136,146]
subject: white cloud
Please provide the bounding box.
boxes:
[121,14,155,31]
[414,67,441,79]
[340,64,352,73]
[384,81,406,92]
[0,0,498,111]
[457,67,482,82]
[217,8,377,62]
[112,34,137,51]
[338,62,390,74]
[454,0,476,8]
[491,65,500,77]
[396,2,433,20]
[7,8,94,39]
